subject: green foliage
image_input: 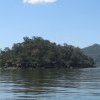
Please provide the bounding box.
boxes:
[0,36,95,68]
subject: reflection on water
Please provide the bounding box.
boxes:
[0,68,100,100]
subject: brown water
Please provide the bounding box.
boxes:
[0,68,100,100]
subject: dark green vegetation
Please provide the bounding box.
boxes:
[83,44,100,66]
[0,36,94,68]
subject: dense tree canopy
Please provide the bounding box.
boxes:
[0,36,95,68]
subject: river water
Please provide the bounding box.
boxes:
[0,68,100,100]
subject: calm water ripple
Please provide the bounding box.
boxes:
[0,68,100,100]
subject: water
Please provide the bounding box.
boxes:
[0,68,100,100]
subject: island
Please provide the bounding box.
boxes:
[0,36,95,68]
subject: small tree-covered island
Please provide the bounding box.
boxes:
[0,36,95,69]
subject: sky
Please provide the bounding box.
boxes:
[0,0,100,49]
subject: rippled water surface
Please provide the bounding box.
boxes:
[0,68,100,100]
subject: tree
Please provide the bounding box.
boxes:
[0,36,95,68]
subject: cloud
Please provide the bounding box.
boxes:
[23,0,57,4]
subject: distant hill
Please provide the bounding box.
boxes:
[82,44,100,66]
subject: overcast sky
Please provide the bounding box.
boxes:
[0,0,100,49]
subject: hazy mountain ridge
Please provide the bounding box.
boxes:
[82,44,100,66]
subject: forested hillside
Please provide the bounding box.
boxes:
[83,44,100,66]
[0,36,94,68]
